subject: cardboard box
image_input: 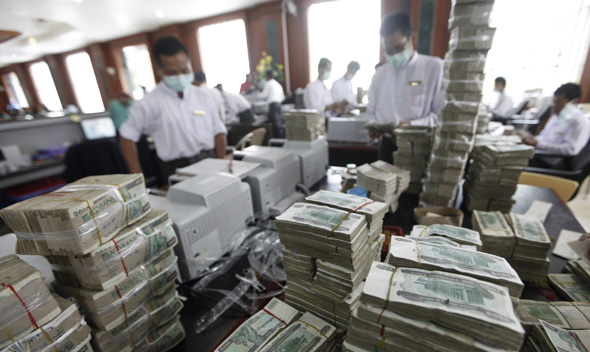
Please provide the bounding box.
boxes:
[414,207,464,227]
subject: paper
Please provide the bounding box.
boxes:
[524,200,553,223]
[553,229,584,261]
[568,238,590,265]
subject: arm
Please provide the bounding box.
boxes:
[215,133,227,159]
[119,136,142,173]
[535,118,590,156]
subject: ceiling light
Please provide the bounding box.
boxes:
[155,9,165,18]
[72,0,83,3]
[28,36,37,45]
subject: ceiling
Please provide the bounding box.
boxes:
[0,0,275,68]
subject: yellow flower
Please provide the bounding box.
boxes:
[256,64,264,73]
[266,55,273,64]
[278,64,284,70]
[262,51,267,57]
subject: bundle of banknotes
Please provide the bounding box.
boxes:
[507,213,551,281]
[343,261,525,351]
[0,255,92,352]
[548,274,590,302]
[277,191,388,330]
[356,161,410,212]
[420,0,496,208]
[216,298,340,352]
[566,260,590,286]
[522,320,590,352]
[408,224,483,250]
[284,110,326,141]
[1,174,150,256]
[516,300,590,333]
[472,210,516,258]
[393,126,434,194]
[464,145,535,212]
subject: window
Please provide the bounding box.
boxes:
[4,72,30,109]
[29,61,63,111]
[122,44,157,100]
[65,52,105,113]
[198,19,250,93]
[307,0,381,91]
[483,0,590,105]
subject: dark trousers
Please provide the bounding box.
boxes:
[378,134,397,164]
[268,102,285,138]
[155,149,215,186]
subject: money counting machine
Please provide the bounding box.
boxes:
[148,172,253,281]
[268,137,329,189]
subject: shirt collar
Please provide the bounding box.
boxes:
[158,81,189,97]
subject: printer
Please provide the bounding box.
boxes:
[148,172,253,281]
[268,137,329,189]
[234,146,302,218]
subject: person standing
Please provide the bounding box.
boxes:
[332,61,360,107]
[304,58,347,116]
[366,12,444,163]
[259,70,286,137]
[119,36,227,183]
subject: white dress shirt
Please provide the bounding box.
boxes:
[331,76,357,106]
[119,82,227,162]
[366,53,443,127]
[201,85,227,123]
[223,91,252,122]
[304,79,334,116]
[259,78,285,104]
[492,91,514,116]
[536,107,590,156]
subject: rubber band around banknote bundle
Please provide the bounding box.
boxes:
[112,239,130,277]
[1,283,39,330]
[326,201,376,244]
[547,302,574,329]
[567,330,589,352]
[295,319,329,340]
[0,320,15,343]
[377,267,399,325]
[39,326,59,352]
[115,285,129,320]
[415,241,422,266]
[262,308,289,326]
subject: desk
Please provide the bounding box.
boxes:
[0,161,65,189]
[328,142,378,167]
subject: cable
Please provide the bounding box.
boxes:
[178,282,251,318]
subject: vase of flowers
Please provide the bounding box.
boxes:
[256,52,285,84]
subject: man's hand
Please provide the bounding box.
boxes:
[522,136,538,146]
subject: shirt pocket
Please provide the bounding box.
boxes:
[409,93,426,119]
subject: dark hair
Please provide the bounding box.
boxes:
[347,61,360,71]
[214,84,223,91]
[494,77,506,87]
[554,83,582,101]
[152,36,189,67]
[265,70,274,79]
[318,58,332,69]
[380,12,413,38]
[195,70,206,84]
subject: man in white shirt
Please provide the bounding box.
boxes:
[304,58,347,116]
[259,70,286,137]
[195,70,227,123]
[524,83,590,168]
[332,61,360,107]
[490,77,514,118]
[366,12,444,163]
[215,84,255,123]
[119,37,227,184]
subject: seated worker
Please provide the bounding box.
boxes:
[331,61,360,107]
[489,77,514,118]
[119,36,227,184]
[304,58,348,116]
[523,83,590,168]
[215,84,255,123]
[196,70,227,124]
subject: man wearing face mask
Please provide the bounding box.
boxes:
[366,12,443,164]
[304,58,347,116]
[119,36,227,184]
[523,83,590,168]
[331,61,360,107]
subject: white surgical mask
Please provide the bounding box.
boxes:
[559,102,577,120]
[345,74,353,81]
[321,71,331,81]
[163,73,194,92]
[386,49,412,68]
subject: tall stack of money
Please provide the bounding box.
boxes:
[393,126,434,194]
[420,1,496,207]
[356,161,410,212]
[507,213,551,281]
[0,255,92,352]
[522,320,590,352]
[464,144,535,212]
[284,109,326,141]
[343,262,525,351]
[0,175,185,352]
[472,210,516,258]
[277,191,388,331]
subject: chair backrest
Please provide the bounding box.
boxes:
[64,140,129,182]
[513,99,529,115]
[519,171,579,201]
[567,137,590,171]
[249,128,267,146]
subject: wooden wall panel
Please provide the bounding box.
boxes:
[431,0,452,59]
[580,44,590,103]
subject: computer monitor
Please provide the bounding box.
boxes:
[80,117,117,140]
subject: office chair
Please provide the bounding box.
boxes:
[525,138,590,184]
[567,175,590,232]
[64,139,129,182]
[492,99,529,124]
[234,128,267,151]
[518,171,579,202]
